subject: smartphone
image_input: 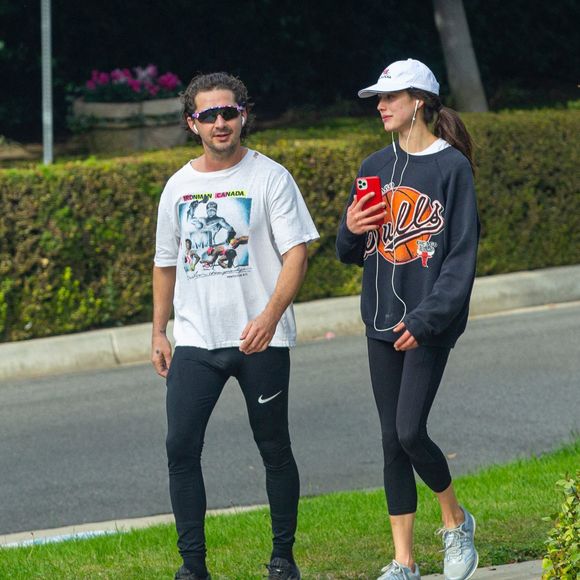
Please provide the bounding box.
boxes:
[355,176,383,225]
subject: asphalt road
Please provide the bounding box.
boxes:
[0,304,578,535]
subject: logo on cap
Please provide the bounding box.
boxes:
[380,68,391,79]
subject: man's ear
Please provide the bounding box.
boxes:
[186,117,198,134]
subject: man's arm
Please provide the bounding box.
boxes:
[239,243,308,355]
[152,265,176,377]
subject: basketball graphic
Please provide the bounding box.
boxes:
[370,186,445,265]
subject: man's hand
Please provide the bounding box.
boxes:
[239,243,307,356]
[393,322,419,351]
[152,333,172,378]
[346,192,386,235]
[239,310,278,355]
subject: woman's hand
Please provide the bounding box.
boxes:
[346,193,386,235]
[393,322,419,351]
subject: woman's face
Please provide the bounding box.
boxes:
[376,91,417,133]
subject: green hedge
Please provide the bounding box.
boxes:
[1,111,578,342]
[542,470,580,579]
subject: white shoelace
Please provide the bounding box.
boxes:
[436,526,468,560]
[380,560,408,578]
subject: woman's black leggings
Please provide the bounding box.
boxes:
[367,337,452,515]
[166,346,299,574]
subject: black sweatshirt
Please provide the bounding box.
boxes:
[336,142,480,348]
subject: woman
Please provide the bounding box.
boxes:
[336,59,480,580]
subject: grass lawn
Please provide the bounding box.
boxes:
[1,440,577,579]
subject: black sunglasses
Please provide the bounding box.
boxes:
[191,105,244,124]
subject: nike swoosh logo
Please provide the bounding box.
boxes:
[258,390,283,404]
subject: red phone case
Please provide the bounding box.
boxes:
[355,176,383,225]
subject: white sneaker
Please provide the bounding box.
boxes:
[437,506,479,580]
[377,560,421,580]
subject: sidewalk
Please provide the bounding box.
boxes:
[1,264,579,383]
[423,560,542,579]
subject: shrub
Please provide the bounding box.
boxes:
[542,471,580,579]
[0,110,578,341]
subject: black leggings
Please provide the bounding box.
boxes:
[367,338,452,515]
[166,346,299,573]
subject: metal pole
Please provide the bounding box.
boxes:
[41,0,53,164]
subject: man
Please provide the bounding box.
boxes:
[203,200,236,246]
[152,72,319,580]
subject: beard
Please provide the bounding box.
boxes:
[203,130,240,157]
[206,140,239,157]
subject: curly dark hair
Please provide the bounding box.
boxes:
[180,72,253,142]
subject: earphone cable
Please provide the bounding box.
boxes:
[373,103,418,332]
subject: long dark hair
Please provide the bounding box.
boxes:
[408,89,475,173]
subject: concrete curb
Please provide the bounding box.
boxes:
[422,559,542,579]
[0,505,264,548]
[1,265,578,383]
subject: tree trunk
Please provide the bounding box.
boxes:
[433,0,489,112]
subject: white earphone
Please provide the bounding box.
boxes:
[373,98,421,333]
[241,116,246,127]
[192,124,199,134]
[412,99,419,121]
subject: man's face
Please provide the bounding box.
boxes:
[187,89,245,157]
[207,204,217,217]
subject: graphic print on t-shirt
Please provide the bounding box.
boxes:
[364,186,445,267]
[178,190,252,279]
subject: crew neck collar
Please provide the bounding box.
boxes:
[188,148,251,176]
[393,140,452,162]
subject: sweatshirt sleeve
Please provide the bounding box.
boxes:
[336,177,366,266]
[403,161,480,343]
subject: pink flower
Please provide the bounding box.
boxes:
[81,65,181,101]
[97,72,110,85]
[128,79,142,93]
[158,72,181,91]
[145,64,158,79]
[144,81,160,96]
[110,69,127,83]
[134,65,157,82]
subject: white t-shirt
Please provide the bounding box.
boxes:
[154,149,320,349]
[412,138,450,156]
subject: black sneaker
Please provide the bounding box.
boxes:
[174,565,211,580]
[266,557,301,580]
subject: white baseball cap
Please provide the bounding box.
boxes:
[358,58,440,98]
